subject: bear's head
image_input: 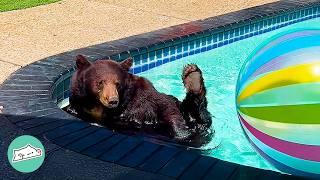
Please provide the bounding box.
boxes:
[74,55,133,109]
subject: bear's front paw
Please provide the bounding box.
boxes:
[173,126,193,142]
[182,64,205,96]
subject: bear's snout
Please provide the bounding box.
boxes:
[98,83,119,108]
[108,97,119,107]
[100,95,119,108]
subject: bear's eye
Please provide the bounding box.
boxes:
[115,82,120,88]
[97,81,104,88]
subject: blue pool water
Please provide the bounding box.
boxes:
[139,17,320,171]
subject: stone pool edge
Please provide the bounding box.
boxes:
[1,0,319,179]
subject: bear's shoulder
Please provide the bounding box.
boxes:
[129,74,156,92]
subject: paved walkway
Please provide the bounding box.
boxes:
[0,0,276,83]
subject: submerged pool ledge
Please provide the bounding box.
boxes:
[1,0,320,179]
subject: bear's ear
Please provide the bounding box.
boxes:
[75,55,91,70]
[120,57,133,72]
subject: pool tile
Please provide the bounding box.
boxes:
[56,82,63,95]
[142,53,148,63]
[182,52,189,57]
[110,54,120,61]
[195,39,201,48]
[63,90,70,99]
[244,25,250,34]
[206,35,212,44]
[201,37,207,47]
[163,58,169,64]
[189,41,195,50]
[149,62,156,69]
[176,54,183,59]
[156,60,163,66]
[163,47,169,57]
[170,46,176,55]
[212,34,218,43]
[218,32,223,41]
[239,27,244,35]
[149,51,155,61]
[194,48,201,54]
[156,49,162,59]
[142,64,149,72]
[177,44,183,54]
[133,55,141,66]
[235,28,240,37]
[183,42,189,52]
[63,77,70,89]
[212,43,218,49]
[133,66,142,74]
[119,52,130,60]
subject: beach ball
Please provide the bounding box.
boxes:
[236,29,320,177]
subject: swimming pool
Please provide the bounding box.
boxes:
[139,17,320,171]
[33,2,320,178]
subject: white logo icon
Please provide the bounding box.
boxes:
[12,144,43,163]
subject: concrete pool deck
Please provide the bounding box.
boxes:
[0,0,277,84]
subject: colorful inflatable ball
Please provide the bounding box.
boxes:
[236,29,320,178]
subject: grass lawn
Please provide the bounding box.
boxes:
[0,0,60,12]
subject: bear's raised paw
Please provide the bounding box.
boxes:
[182,64,205,96]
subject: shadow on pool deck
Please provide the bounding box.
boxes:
[0,114,175,180]
[0,113,299,180]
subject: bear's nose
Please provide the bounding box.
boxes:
[108,97,119,106]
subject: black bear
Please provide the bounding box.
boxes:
[69,55,213,147]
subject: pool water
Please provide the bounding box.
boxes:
[139,17,320,171]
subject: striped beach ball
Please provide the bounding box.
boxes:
[236,29,320,177]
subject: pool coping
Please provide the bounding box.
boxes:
[1,0,320,179]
